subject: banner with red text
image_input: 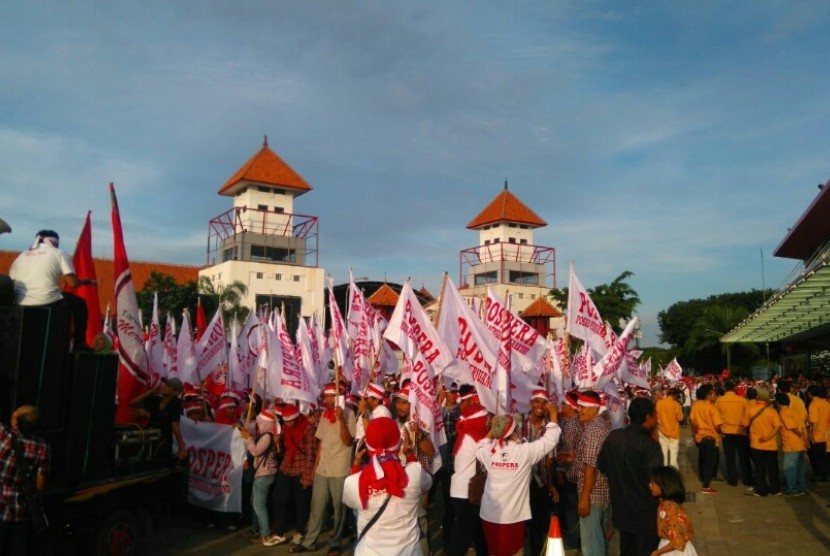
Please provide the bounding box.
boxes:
[177,418,246,512]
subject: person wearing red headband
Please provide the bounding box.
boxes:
[449,386,489,556]
[293,385,356,555]
[356,383,392,441]
[574,390,612,556]
[476,403,560,556]
[520,390,558,556]
[343,417,432,556]
[273,404,319,548]
[555,390,584,551]
[238,409,281,546]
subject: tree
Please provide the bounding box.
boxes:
[657,290,772,374]
[136,271,198,330]
[198,276,250,325]
[550,270,641,334]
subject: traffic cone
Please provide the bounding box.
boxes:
[545,515,565,556]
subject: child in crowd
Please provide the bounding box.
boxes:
[649,466,698,556]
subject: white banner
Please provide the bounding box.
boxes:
[196,309,227,384]
[485,287,547,381]
[275,311,317,403]
[178,418,246,513]
[593,317,639,391]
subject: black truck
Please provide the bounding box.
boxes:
[0,304,185,555]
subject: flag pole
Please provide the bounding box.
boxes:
[431,272,449,327]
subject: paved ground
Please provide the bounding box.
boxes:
[143,428,830,555]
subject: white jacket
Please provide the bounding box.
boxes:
[476,421,561,524]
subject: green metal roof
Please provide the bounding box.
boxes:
[722,256,830,344]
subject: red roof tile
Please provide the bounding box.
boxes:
[466,183,547,229]
[520,297,562,318]
[0,250,200,317]
[418,286,434,301]
[218,137,312,196]
[367,283,399,307]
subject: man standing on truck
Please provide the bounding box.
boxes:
[8,229,95,350]
[0,405,50,555]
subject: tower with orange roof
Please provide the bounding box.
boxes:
[200,137,325,324]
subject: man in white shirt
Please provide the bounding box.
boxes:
[9,230,94,349]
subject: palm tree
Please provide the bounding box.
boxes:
[685,304,758,372]
[198,276,250,326]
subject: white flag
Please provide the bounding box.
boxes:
[436,277,504,414]
[196,308,227,385]
[176,309,198,385]
[162,312,177,379]
[567,267,608,357]
[146,293,164,387]
[663,357,683,383]
[296,315,321,398]
[485,287,547,381]
[328,278,354,384]
[594,317,639,391]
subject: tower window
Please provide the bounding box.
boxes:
[475,271,498,286]
[493,238,500,243]
[520,239,528,245]
[275,273,282,280]
[256,272,263,279]
[257,204,268,211]
[257,186,270,193]
[509,237,516,244]
[509,271,539,285]
[508,223,517,228]
[293,275,301,282]
[484,239,491,245]
[274,206,284,213]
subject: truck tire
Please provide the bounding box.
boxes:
[93,508,139,556]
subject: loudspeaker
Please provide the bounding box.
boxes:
[0,305,71,428]
[65,352,118,481]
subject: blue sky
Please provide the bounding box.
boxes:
[2,1,829,346]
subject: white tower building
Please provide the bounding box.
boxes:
[200,137,325,325]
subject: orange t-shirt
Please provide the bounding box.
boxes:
[808,397,830,444]
[656,397,684,439]
[715,392,748,435]
[779,406,808,452]
[746,402,781,451]
[690,400,723,444]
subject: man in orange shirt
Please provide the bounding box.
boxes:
[690,384,723,494]
[656,389,684,468]
[744,388,781,497]
[806,385,830,482]
[715,379,752,487]
[777,393,808,496]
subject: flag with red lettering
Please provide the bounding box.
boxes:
[384,281,454,377]
[309,314,329,388]
[436,278,503,414]
[548,338,565,406]
[327,278,354,385]
[228,311,259,391]
[662,357,683,383]
[571,345,594,389]
[196,308,227,386]
[64,211,101,348]
[485,288,546,382]
[374,313,399,377]
[567,267,608,357]
[296,315,320,396]
[348,272,372,391]
[269,310,316,404]
[163,312,178,379]
[145,293,164,386]
[594,317,639,391]
[405,352,448,455]
[111,183,150,423]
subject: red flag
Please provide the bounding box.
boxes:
[195,297,207,342]
[64,211,102,347]
[111,183,151,423]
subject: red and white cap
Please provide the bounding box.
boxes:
[564,391,580,409]
[392,387,410,400]
[577,392,602,408]
[458,384,477,401]
[281,404,300,421]
[217,399,237,412]
[258,409,276,422]
[530,389,549,401]
[364,382,386,401]
[322,383,338,396]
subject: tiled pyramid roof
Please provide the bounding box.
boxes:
[466,182,547,229]
[0,250,200,317]
[520,297,562,318]
[218,137,312,196]
[366,283,399,307]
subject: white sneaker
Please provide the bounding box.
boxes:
[263,534,287,547]
[292,533,304,545]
